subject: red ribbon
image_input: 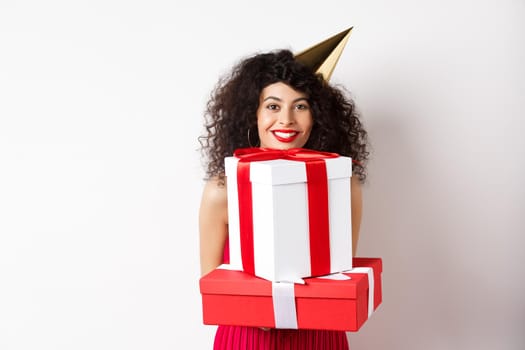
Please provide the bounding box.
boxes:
[233,147,339,277]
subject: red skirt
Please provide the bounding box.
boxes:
[214,325,349,350]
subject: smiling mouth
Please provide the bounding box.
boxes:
[272,130,299,142]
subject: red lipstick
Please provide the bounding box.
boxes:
[271,129,299,143]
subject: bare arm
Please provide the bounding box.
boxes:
[351,176,363,257]
[199,179,229,276]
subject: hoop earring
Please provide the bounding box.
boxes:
[247,127,259,147]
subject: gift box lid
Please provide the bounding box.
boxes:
[200,257,382,300]
[225,156,352,186]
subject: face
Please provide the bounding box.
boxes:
[256,82,313,150]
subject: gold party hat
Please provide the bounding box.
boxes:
[294,27,353,81]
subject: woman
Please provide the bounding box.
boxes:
[199,49,369,349]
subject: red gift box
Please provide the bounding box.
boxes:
[199,257,382,332]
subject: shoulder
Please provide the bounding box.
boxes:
[200,177,228,222]
[199,179,228,225]
[201,177,227,205]
[351,175,362,190]
[351,175,363,200]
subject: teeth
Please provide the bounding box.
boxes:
[274,131,297,138]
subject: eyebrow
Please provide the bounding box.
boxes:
[262,96,309,103]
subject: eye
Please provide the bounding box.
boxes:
[266,103,280,111]
[295,103,310,110]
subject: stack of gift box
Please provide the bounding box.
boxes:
[199,147,382,331]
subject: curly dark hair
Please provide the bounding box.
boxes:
[199,49,369,183]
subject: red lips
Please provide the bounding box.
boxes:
[271,129,300,143]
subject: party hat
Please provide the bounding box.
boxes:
[294,27,353,81]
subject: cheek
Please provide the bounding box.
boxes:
[257,111,274,130]
[304,115,314,133]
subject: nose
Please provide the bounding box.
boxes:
[278,108,294,126]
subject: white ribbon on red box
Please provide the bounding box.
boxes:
[272,282,298,329]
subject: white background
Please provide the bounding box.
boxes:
[1,1,523,349]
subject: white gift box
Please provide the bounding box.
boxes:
[225,153,353,282]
